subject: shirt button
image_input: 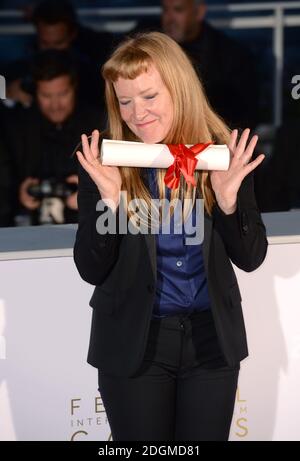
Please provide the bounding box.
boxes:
[176,261,183,267]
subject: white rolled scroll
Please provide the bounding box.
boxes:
[100,139,230,170]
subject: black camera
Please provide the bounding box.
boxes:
[27,178,77,200]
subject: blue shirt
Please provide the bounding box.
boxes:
[145,167,211,318]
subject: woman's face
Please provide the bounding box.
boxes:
[113,63,174,143]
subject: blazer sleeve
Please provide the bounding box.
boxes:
[212,171,268,272]
[73,158,122,286]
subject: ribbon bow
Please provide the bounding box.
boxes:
[164,143,213,189]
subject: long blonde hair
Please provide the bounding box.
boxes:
[101,31,231,226]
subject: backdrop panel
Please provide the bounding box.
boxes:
[0,242,299,441]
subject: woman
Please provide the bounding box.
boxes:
[73,32,268,441]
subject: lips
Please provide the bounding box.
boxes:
[135,120,156,128]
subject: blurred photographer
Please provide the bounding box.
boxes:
[5,0,113,108]
[13,49,104,225]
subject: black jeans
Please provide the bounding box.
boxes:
[97,308,240,441]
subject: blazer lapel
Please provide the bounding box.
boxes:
[143,233,157,282]
[203,213,212,274]
[140,168,156,282]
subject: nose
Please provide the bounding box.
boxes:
[49,99,61,112]
[132,101,147,121]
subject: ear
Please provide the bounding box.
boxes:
[196,3,207,22]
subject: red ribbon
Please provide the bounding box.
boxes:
[164,143,213,189]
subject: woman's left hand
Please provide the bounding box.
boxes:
[210,128,265,214]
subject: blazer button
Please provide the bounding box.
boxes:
[242,224,249,234]
[241,211,249,234]
[147,284,154,293]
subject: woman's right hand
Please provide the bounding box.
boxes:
[76,129,122,212]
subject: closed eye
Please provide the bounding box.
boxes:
[144,94,157,100]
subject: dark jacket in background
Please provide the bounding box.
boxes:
[181,22,260,130]
[258,121,300,212]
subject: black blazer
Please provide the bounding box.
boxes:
[73,153,268,378]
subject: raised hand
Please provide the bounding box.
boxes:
[76,129,122,212]
[210,128,265,214]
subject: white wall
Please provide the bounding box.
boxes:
[0,243,299,441]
